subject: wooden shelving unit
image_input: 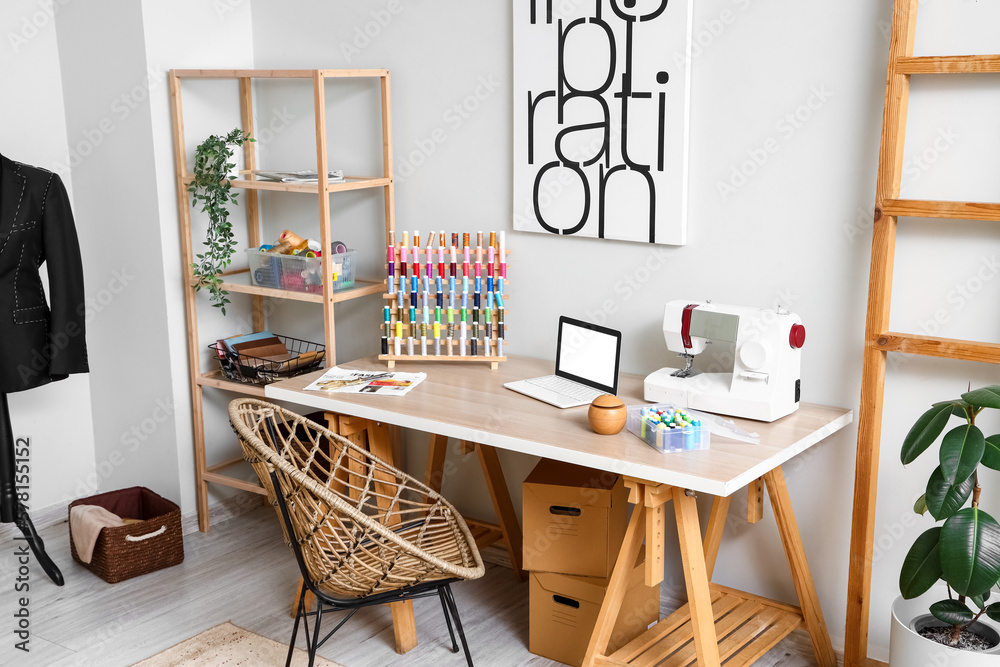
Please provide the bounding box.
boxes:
[169,69,395,532]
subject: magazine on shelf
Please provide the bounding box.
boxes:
[303,367,426,396]
[254,169,345,184]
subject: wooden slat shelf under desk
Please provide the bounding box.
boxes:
[601,589,803,667]
[463,517,505,551]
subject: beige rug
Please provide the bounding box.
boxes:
[132,621,345,666]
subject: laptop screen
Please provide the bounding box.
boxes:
[555,317,622,394]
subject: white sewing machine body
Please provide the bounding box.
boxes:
[644,301,806,422]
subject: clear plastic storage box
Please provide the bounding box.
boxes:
[246,248,356,293]
[625,404,711,453]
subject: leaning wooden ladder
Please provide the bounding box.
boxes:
[845,2,1000,666]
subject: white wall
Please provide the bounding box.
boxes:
[3,1,996,661]
[244,0,1000,660]
[0,0,96,512]
[139,0,256,515]
[54,0,183,504]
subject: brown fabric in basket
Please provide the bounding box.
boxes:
[69,486,177,521]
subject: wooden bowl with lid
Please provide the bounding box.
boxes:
[588,394,627,435]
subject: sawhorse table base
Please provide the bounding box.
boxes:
[583,467,835,667]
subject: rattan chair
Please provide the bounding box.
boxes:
[229,399,485,667]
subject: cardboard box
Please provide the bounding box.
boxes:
[522,459,628,578]
[529,557,659,666]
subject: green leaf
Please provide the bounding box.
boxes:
[925,467,974,521]
[902,403,955,465]
[939,424,985,485]
[900,527,944,599]
[987,602,1000,622]
[940,508,1000,598]
[962,385,1000,409]
[930,599,976,625]
[972,594,986,610]
[983,435,1000,472]
[914,494,928,515]
[935,399,974,419]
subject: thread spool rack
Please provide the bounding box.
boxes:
[379,231,509,369]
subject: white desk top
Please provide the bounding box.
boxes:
[265,356,853,497]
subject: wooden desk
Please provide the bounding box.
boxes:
[266,355,853,666]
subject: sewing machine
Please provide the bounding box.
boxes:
[643,300,806,422]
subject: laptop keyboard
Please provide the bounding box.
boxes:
[525,375,603,402]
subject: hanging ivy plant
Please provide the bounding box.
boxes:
[189,128,254,315]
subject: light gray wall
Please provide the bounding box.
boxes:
[0,0,97,511]
[244,1,1000,659]
[139,0,257,516]
[5,1,996,660]
[55,1,181,503]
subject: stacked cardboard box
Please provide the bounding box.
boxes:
[522,460,660,666]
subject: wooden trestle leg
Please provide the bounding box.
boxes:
[764,467,836,667]
[673,487,723,667]
[582,500,648,666]
[581,472,833,667]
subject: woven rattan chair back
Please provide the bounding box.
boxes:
[229,399,484,600]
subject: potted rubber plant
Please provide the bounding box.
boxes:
[188,128,253,315]
[890,384,1000,664]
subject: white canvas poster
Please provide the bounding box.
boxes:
[513,0,693,245]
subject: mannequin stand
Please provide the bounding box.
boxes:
[0,394,64,586]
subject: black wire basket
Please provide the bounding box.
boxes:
[209,335,325,386]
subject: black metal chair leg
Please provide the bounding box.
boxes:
[308,603,323,667]
[438,586,459,652]
[444,584,474,667]
[285,582,306,667]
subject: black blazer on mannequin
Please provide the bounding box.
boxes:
[0,154,88,393]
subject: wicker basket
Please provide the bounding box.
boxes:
[68,487,184,584]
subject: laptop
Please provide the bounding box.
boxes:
[504,317,622,408]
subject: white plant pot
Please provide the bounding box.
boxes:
[890,586,1000,666]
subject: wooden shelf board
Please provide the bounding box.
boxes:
[206,457,247,474]
[188,276,384,304]
[873,332,1000,364]
[897,55,1000,74]
[180,174,390,195]
[319,68,389,78]
[882,198,1000,221]
[172,69,388,79]
[603,591,802,667]
[197,370,267,397]
[202,471,267,496]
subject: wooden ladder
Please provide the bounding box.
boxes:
[845,2,1000,666]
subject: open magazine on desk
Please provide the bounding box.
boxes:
[303,367,425,396]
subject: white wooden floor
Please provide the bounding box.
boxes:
[0,505,822,667]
